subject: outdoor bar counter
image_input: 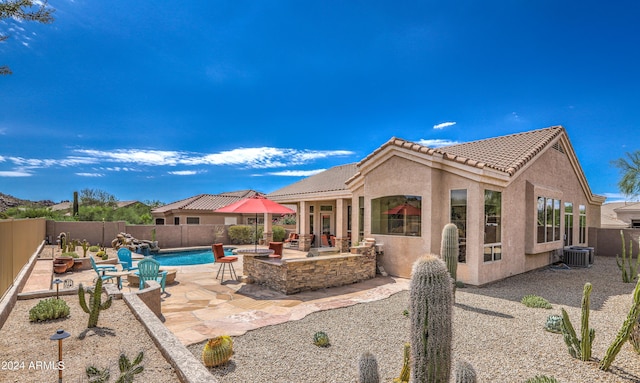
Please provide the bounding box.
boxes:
[243,252,376,294]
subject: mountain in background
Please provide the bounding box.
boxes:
[0,193,55,212]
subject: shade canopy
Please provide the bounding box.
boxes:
[383,203,421,216]
[215,195,295,215]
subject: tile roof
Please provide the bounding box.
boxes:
[151,190,261,213]
[268,163,358,198]
[359,126,564,176]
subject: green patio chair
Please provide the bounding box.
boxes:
[135,258,167,293]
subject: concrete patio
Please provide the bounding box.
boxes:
[22,245,410,346]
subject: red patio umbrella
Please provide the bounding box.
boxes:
[215,195,295,250]
[383,203,421,216]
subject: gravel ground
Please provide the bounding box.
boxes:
[0,295,178,383]
[188,256,640,383]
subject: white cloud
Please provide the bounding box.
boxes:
[0,170,31,177]
[602,192,640,203]
[267,169,326,177]
[433,122,456,130]
[76,149,182,166]
[75,172,104,177]
[168,170,201,176]
[417,139,460,148]
[0,128,7,135]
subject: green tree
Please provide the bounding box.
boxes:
[612,151,640,199]
[1,0,55,75]
[80,188,117,207]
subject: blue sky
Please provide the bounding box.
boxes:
[1,1,639,204]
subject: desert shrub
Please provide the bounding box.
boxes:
[89,245,100,252]
[61,251,79,258]
[313,331,330,347]
[228,225,255,245]
[521,295,552,309]
[272,225,286,242]
[29,298,70,322]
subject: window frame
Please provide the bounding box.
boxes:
[371,195,422,237]
[483,189,502,262]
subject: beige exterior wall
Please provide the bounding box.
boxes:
[0,219,46,298]
[351,139,602,286]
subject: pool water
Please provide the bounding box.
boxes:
[152,249,234,266]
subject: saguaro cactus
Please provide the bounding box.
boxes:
[409,254,453,383]
[358,352,380,383]
[78,278,112,328]
[440,223,459,293]
[616,230,640,283]
[600,278,640,371]
[560,282,594,361]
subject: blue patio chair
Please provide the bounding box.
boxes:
[90,256,120,288]
[117,248,139,272]
[135,258,167,293]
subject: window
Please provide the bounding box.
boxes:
[247,217,264,225]
[371,195,421,236]
[320,205,333,211]
[358,197,364,240]
[174,217,180,225]
[186,217,200,225]
[579,205,586,243]
[632,220,640,229]
[564,202,573,246]
[450,189,467,263]
[484,190,501,262]
[537,197,561,243]
[309,205,314,235]
[155,218,165,225]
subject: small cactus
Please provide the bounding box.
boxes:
[358,352,379,383]
[29,298,70,322]
[86,365,110,383]
[440,223,459,294]
[600,278,640,371]
[524,376,560,383]
[313,331,330,347]
[81,239,90,257]
[454,360,477,383]
[202,335,234,367]
[410,254,453,383]
[629,316,640,354]
[616,230,640,283]
[78,278,112,328]
[544,314,563,333]
[393,343,410,383]
[521,295,552,309]
[116,351,144,383]
[560,282,594,361]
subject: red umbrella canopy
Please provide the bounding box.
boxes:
[383,203,421,216]
[215,195,295,215]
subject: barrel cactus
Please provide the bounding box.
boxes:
[202,335,234,367]
[409,254,453,383]
[440,223,459,293]
[313,331,330,347]
[358,352,379,383]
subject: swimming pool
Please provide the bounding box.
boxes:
[152,248,234,266]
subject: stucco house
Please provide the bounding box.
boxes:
[269,126,605,286]
[151,190,265,225]
[601,201,640,229]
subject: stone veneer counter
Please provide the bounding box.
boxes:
[243,253,376,294]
